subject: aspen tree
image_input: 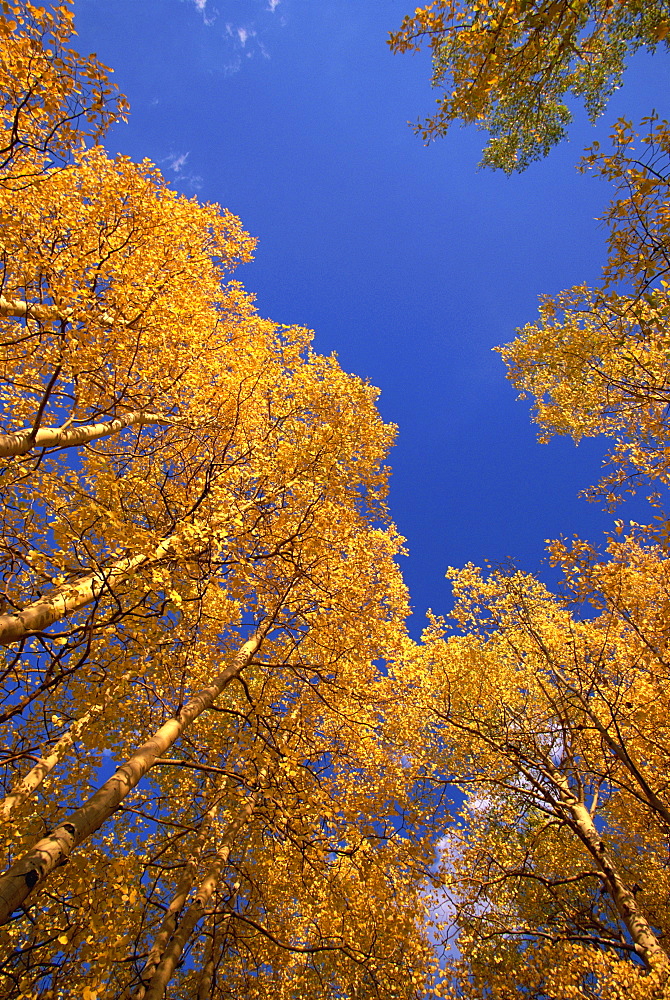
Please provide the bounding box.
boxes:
[390,1,670,171]
[0,0,127,184]
[0,10,440,1000]
[124,700,438,1000]
[139,780,263,1000]
[0,633,264,923]
[0,669,131,820]
[500,117,670,502]
[132,787,224,1000]
[396,555,670,997]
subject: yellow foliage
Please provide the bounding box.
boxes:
[500,117,670,502]
[393,540,670,995]
[390,1,670,170]
[0,6,439,999]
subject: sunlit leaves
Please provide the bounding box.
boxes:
[0,6,440,999]
[395,548,670,994]
[389,0,670,171]
[0,0,128,185]
[500,117,670,501]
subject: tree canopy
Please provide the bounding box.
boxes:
[390,0,670,171]
[392,535,670,997]
[388,1,670,995]
[0,5,442,997]
[2,2,670,998]
[501,115,670,502]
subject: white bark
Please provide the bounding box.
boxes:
[0,294,114,326]
[0,482,274,647]
[0,632,262,924]
[552,769,669,972]
[0,537,176,646]
[0,411,172,458]
[142,786,261,1000]
[197,936,215,1000]
[0,674,130,822]
[0,459,307,648]
[132,804,217,1000]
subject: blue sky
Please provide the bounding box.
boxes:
[74,0,670,635]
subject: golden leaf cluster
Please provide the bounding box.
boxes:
[0,6,440,998]
[2,3,670,999]
[389,0,670,171]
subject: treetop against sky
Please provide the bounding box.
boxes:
[1,1,670,998]
[69,0,670,626]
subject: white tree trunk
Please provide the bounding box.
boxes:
[0,411,171,458]
[0,633,262,924]
[142,786,261,1000]
[552,768,670,972]
[0,537,177,646]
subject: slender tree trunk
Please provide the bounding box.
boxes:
[0,632,262,924]
[0,673,131,822]
[0,295,74,324]
[0,537,177,646]
[553,770,670,972]
[0,460,307,647]
[577,701,670,830]
[141,785,261,1000]
[0,411,172,458]
[132,803,217,1000]
[0,484,276,646]
[197,932,216,1000]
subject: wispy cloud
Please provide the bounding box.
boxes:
[189,0,218,26]
[237,26,255,46]
[166,151,190,175]
[187,1,287,73]
[162,152,203,191]
[188,0,281,29]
